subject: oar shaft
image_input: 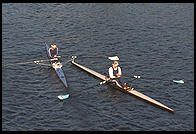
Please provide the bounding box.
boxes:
[77,56,106,58]
[4,61,34,66]
[83,80,106,90]
[72,80,107,97]
[132,75,184,84]
[134,76,169,81]
[3,59,51,67]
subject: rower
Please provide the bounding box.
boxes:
[107,56,134,90]
[49,43,59,63]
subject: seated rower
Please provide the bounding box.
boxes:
[108,58,134,90]
[48,43,59,64]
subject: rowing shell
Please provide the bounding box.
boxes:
[71,56,174,113]
[45,43,68,88]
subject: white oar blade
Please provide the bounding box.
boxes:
[173,80,184,84]
[58,94,69,100]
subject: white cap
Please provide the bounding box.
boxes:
[108,56,119,61]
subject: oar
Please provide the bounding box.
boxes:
[59,80,107,100]
[80,80,107,90]
[3,59,52,67]
[132,75,184,84]
[57,94,70,100]
[75,80,107,96]
[62,59,72,66]
[71,55,119,59]
[75,55,106,58]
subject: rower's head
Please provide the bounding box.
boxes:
[113,60,119,67]
[51,43,57,48]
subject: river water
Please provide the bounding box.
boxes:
[2,3,194,131]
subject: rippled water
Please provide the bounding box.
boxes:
[2,3,194,131]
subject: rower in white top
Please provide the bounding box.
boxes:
[48,43,59,64]
[106,56,134,90]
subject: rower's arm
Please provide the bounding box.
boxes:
[109,67,116,78]
[118,67,122,75]
[48,48,52,58]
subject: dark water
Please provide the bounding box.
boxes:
[2,3,194,131]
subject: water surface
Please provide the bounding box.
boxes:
[2,3,194,131]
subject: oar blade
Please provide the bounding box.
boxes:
[173,80,184,84]
[58,94,69,100]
